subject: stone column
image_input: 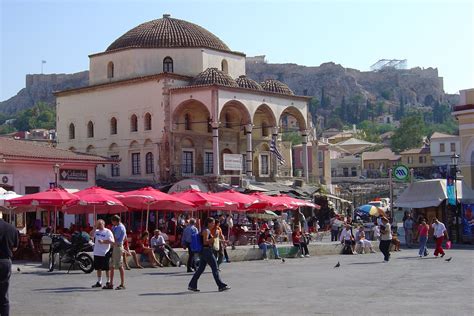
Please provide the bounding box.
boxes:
[212,121,220,176]
[272,126,279,179]
[245,124,253,177]
[301,130,309,182]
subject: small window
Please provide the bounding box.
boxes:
[131,153,141,175]
[450,142,456,153]
[182,151,194,174]
[408,157,413,164]
[107,62,114,78]
[419,156,424,164]
[87,121,94,138]
[351,167,357,177]
[131,114,138,132]
[111,155,120,177]
[204,152,213,174]
[343,168,349,177]
[69,123,75,139]
[221,59,228,74]
[261,122,269,137]
[184,113,191,131]
[144,113,152,131]
[145,152,154,174]
[163,57,173,73]
[260,154,269,176]
[440,143,445,153]
[110,117,117,135]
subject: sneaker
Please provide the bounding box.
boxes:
[115,285,126,290]
[275,257,282,260]
[91,282,102,288]
[188,287,200,292]
[300,255,305,258]
[305,255,310,258]
[102,282,113,290]
[419,255,422,258]
[441,253,445,258]
[370,250,376,253]
[218,286,231,292]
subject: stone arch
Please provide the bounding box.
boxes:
[86,145,95,154]
[219,100,251,132]
[279,106,307,131]
[253,104,277,138]
[172,100,211,133]
[108,143,119,152]
[143,139,153,148]
[181,137,194,148]
[129,140,140,150]
[68,147,76,152]
[204,139,213,149]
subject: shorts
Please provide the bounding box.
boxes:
[94,255,110,271]
[110,245,124,269]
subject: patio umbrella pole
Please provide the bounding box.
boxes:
[54,206,57,233]
[145,204,150,232]
[140,209,144,232]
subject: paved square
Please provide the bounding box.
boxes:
[10,248,473,315]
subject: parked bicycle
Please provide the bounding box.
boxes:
[48,232,94,274]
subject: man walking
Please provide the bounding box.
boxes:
[0,215,19,316]
[91,219,114,289]
[403,213,414,248]
[109,215,126,290]
[379,217,392,262]
[182,219,198,272]
[432,218,448,258]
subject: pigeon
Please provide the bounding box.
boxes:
[445,257,453,262]
[17,267,21,273]
[281,258,286,263]
[334,261,340,268]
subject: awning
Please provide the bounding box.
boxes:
[394,179,474,208]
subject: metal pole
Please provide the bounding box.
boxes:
[389,168,394,220]
[453,165,459,243]
[410,168,414,184]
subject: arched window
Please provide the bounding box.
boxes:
[69,123,75,139]
[221,59,228,74]
[87,121,94,138]
[261,122,269,137]
[107,62,114,78]
[144,113,152,131]
[163,57,173,73]
[184,113,191,131]
[130,114,138,132]
[145,152,154,174]
[110,117,117,135]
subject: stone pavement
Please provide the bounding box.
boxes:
[10,247,474,316]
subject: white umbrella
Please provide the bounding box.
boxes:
[0,191,23,224]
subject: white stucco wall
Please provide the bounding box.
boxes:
[430,137,460,165]
[201,49,246,79]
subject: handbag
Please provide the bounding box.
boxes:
[446,240,452,249]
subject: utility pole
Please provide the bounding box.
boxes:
[389,168,394,220]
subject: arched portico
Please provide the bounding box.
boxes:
[172,100,211,134]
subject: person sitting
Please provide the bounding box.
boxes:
[340,224,356,254]
[150,229,171,265]
[122,238,143,270]
[257,228,281,260]
[355,226,376,254]
[134,231,163,267]
[292,226,310,257]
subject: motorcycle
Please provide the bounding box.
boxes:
[48,232,94,274]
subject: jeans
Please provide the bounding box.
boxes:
[0,259,12,316]
[293,243,309,256]
[185,243,195,271]
[419,236,428,256]
[434,236,445,256]
[188,248,227,290]
[331,230,339,242]
[405,229,413,247]
[259,243,280,259]
[379,240,391,261]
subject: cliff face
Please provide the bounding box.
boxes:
[246,61,459,107]
[0,71,89,115]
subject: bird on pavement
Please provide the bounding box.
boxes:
[334,261,340,268]
[17,267,21,273]
[445,257,453,262]
[281,258,285,263]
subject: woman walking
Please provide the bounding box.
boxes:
[417,219,429,257]
[379,217,392,262]
[188,217,230,292]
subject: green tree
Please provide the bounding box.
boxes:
[282,131,302,145]
[13,102,56,131]
[390,114,425,153]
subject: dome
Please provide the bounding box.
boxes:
[191,68,239,87]
[106,14,230,52]
[260,79,294,95]
[235,75,263,91]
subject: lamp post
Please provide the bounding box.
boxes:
[53,163,60,188]
[451,153,459,243]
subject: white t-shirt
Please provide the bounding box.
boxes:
[432,222,446,238]
[151,235,165,247]
[93,228,114,256]
[340,228,352,242]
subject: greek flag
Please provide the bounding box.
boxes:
[270,138,286,165]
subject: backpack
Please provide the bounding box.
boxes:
[190,229,203,253]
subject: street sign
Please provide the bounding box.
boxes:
[393,165,409,181]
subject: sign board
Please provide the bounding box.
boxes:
[59,169,88,182]
[393,165,409,181]
[223,154,243,171]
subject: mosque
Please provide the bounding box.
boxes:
[55,15,314,188]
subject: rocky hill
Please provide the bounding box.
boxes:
[0,71,88,115]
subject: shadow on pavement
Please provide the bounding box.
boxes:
[396,256,438,260]
[139,291,192,296]
[34,286,92,293]
[347,261,384,265]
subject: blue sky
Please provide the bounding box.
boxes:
[1,0,473,101]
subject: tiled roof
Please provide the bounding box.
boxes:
[362,148,400,161]
[400,147,431,155]
[336,138,376,146]
[106,15,231,53]
[260,79,294,95]
[453,104,474,112]
[235,75,263,91]
[0,137,115,163]
[430,132,458,139]
[191,68,238,87]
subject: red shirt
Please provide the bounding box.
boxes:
[292,231,302,244]
[135,238,149,254]
[418,224,429,237]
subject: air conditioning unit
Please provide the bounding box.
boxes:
[240,179,251,189]
[0,174,13,186]
[293,179,304,187]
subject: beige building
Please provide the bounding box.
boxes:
[55,15,311,186]
[453,88,474,189]
[362,148,400,178]
[400,147,432,168]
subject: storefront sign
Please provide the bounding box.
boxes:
[59,169,88,182]
[223,154,242,171]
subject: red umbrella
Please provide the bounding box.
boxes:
[275,194,320,209]
[171,189,238,211]
[248,192,296,211]
[116,187,195,231]
[213,189,269,211]
[63,186,127,217]
[7,188,80,232]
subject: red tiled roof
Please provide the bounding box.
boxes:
[453,104,474,112]
[0,137,116,163]
[400,147,430,155]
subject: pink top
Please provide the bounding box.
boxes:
[418,224,429,237]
